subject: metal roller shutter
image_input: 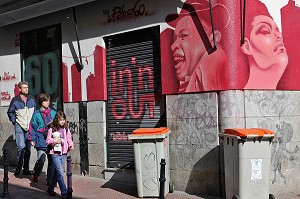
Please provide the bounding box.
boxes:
[105,26,166,168]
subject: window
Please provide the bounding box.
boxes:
[20,24,62,110]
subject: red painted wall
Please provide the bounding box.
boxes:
[86,45,107,101]
[161,0,300,94]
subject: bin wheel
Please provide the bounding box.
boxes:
[269,194,275,199]
[232,195,239,199]
[169,181,175,193]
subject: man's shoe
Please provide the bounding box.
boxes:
[32,175,39,183]
[14,168,21,176]
[61,193,68,199]
[47,190,56,196]
[22,170,32,175]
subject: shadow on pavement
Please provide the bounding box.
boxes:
[185,146,223,199]
[0,167,81,199]
[0,135,18,166]
[0,183,82,199]
[101,179,138,197]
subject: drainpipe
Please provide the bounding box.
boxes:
[72,6,83,70]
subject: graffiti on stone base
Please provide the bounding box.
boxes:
[68,122,78,135]
[245,91,299,116]
[65,107,77,121]
[246,91,299,185]
[272,121,298,184]
[168,94,217,169]
[258,119,298,185]
[79,102,89,176]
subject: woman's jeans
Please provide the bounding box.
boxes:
[47,153,55,185]
[48,154,67,195]
[33,149,55,182]
[15,123,31,172]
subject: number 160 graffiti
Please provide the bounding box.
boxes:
[23,52,59,96]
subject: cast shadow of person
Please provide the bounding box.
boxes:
[185,146,224,199]
[0,135,48,191]
[101,163,138,197]
[0,135,17,171]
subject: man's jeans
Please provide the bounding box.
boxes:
[15,123,31,172]
[48,155,67,195]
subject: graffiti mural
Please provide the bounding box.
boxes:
[1,72,16,81]
[169,95,217,145]
[272,121,298,184]
[103,0,150,24]
[62,44,106,103]
[20,24,62,111]
[78,102,89,175]
[168,94,218,169]
[105,26,165,168]
[163,0,229,93]
[245,91,299,185]
[1,92,11,101]
[162,0,300,94]
[0,55,21,106]
[68,122,79,136]
[245,91,299,116]
[65,107,77,121]
[142,146,158,191]
[109,64,155,120]
[256,119,298,185]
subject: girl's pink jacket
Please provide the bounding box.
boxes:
[46,128,74,155]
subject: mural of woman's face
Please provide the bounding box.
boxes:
[171,16,207,81]
[248,15,288,71]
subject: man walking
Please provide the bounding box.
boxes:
[7,81,36,175]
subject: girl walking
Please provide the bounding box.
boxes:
[46,111,74,198]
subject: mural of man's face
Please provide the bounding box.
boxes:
[171,16,207,82]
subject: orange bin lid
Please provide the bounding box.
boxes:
[132,127,169,135]
[224,128,274,138]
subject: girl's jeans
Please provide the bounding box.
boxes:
[48,154,67,195]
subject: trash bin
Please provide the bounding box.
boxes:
[219,128,275,199]
[128,127,170,198]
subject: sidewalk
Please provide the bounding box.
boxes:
[0,169,299,199]
[0,168,220,199]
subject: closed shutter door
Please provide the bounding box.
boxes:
[105,26,165,168]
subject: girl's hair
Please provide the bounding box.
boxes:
[52,111,68,130]
[38,93,51,106]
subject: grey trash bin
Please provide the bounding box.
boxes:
[128,127,170,198]
[219,128,275,199]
